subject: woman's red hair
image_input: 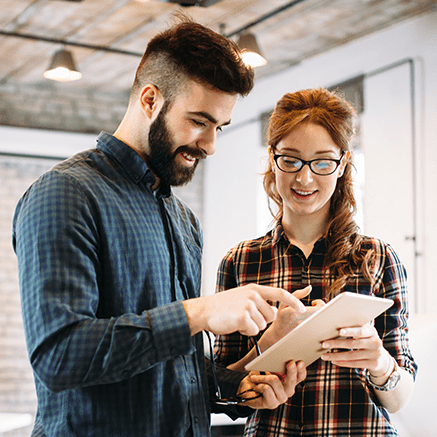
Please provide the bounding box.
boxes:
[263,87,373,297]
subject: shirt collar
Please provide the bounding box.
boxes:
[272,220,326,250]
[271,221,287,246]
[96,132,171,197]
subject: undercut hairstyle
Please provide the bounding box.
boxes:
[263,87,374,297]
[130,17,254,105]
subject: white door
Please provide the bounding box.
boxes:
[360,62,418,313]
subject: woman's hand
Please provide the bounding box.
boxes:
[262,286,325,347]
[320,324,392,376]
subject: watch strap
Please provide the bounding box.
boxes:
[366,356,400,392]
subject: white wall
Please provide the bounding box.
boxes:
[203,120,263,293]
[203,11,437,317]
[0,126,95,158]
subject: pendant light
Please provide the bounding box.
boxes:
[44,48,82,82]
[237,32,267,68]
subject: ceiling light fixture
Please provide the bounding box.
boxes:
[237,32,267,68]
[1,0,307,79]
[43,48,82,82]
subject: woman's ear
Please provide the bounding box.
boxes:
[338,150,351,178]
[268,146,276,172]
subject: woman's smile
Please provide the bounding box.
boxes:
[291,188,318,200]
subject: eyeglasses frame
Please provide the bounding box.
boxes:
[206,331,263,406]
[272,152,345,176]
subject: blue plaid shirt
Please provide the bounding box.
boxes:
[12,132,246,436]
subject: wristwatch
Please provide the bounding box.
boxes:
[366,357,401,391]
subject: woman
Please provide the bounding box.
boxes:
[214,88,417,436]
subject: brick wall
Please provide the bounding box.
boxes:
[0,155,56,436]
[0,82,128,135]
[0,149,203,435]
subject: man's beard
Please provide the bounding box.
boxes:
[147,104,205,187]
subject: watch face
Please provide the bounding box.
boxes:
[366,359,401,391]
[387,371,401,390]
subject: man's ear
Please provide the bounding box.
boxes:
[140,84,163,119]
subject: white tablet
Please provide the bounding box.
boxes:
[245,292,393,373]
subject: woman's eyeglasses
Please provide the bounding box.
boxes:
[273,153,345,176]
[206,331,263,406]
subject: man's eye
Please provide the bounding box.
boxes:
[193,120,206,127]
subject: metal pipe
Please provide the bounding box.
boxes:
[224,0,308,38]
[0,30,144,57]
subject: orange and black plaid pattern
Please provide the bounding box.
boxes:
[214,221,417,437]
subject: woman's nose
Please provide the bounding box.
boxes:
[295,164,314,185]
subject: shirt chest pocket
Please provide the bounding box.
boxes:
[174,233,202,300]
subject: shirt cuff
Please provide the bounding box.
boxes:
[149,301,195,361]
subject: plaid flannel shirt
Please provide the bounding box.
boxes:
[13,132,245,437]
[214,222,417,436]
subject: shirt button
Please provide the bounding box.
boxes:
[193,416,199,424]
[190,377,196,383]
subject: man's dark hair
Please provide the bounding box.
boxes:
[130,18,254,103]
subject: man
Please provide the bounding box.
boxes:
[13,19,308,437]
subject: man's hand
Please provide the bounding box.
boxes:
[183,284,309,337]
[237,360,306,410]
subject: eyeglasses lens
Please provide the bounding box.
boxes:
[275,156,340,175]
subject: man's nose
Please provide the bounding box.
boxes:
[198,128,217,156]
